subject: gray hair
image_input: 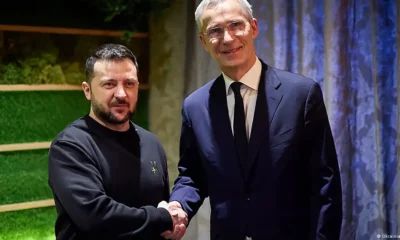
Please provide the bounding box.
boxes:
[194,0,253,31]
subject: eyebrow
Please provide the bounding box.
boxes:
[100,78,138,83]
[207,19,243,29]
[125,78,139,82]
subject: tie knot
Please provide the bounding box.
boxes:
[231,82,243,95]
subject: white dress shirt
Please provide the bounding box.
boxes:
[223,58,262,140]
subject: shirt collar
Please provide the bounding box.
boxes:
[223,58,262,95]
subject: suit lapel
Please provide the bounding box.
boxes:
[246,63,283,181]
[265,65,283,125]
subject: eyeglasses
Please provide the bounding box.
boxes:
[203,20,248,40]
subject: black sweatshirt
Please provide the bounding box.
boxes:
[48,115,173,240]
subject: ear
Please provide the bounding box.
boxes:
[199,34,209,52]
[251,18,259,39]
[82,82,91,100]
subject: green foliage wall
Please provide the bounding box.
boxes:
[0,150,51,205]
[0,91,89,144]
[0,32,149,85]
[0,208,56,240]
[0,90,149,144]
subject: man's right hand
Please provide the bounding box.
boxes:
[158,201,188,239]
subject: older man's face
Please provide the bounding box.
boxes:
[199,0,259,73]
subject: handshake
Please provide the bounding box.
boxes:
[157,201,188,240]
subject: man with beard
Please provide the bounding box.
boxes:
[48,44,187,240]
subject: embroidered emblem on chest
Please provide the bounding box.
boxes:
[150,161,158,175]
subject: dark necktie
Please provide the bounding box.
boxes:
[231,82,248,171]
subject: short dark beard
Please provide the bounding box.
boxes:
[91,95,134,125]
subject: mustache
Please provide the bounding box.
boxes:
[109,99,129,106]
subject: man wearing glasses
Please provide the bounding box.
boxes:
[164,0,343,239]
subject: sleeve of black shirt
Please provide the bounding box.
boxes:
[48,140,173,238]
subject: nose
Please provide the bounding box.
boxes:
[223,28,234,43]
[114,84,127,98]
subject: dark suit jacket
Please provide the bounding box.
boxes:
[170,61,342,240]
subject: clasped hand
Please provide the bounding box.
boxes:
[158,201,188,239]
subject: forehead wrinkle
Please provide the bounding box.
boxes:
[93,61,137,83]
[201,4,247,30]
